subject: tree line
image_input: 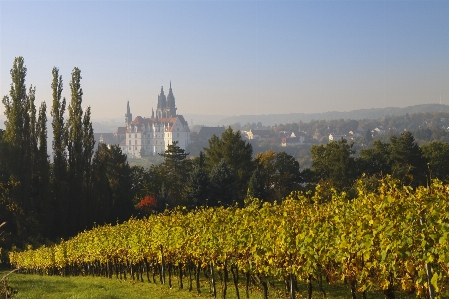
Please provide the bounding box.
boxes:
[1,57,449,250]
[135,127,449,214]
[0,57,135,248]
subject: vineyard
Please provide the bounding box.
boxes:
[9,178,449,299]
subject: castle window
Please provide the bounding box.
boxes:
[129,140,131,145]
[135,140,137,145]
[177,133,179,137]
[135,134,137,138]
[129,134,131,138]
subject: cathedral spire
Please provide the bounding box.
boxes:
[125,100,132,125]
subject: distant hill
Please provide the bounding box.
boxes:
[183,114,231,127]
[217,104,449,126]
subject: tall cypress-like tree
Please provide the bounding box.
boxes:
[36,102,51,234]
[81,106,95,230]
[50,67,68,238]
[27,86,38,211]
[1,57,39,243]
[66,67,85,236]
[2,57,28,200]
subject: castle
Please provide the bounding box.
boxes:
[117,82,190,157]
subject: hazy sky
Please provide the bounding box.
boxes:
[1,0,448,120]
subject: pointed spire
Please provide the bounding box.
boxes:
[170,80,172,90]
[125,100,132,125]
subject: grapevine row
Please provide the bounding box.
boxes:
[10,178,449,298]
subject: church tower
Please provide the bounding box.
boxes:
[166,81,177,117]
[156,86,166,118]
[156,82,177,118]
[125,101,132,125]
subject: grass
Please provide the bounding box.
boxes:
[0,269,432,299]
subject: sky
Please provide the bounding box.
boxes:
[1,0,448,120]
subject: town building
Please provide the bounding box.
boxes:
[281,132,305,146]
[197,126,226,142]
[247,129,273,140]
[328,133,346,141]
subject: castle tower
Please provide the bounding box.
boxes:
[125,100,132,125]
[156,86,167,118]
[156,82,177,118]
[166,81,177,117]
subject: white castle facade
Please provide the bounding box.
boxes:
[117,82,190,157]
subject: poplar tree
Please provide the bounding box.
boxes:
[36,102,51,234]
[66,67,85,236]
[81,106,95,229]
[50,67,68,238]
[1,57,36,242]
[2,57,28,188]
[27,86,37,210]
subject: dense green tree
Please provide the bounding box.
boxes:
[209,159,237,207]
[91,144,134,225]
[185,166,210,208]
[358,140,391,176]
[253,149,276,200]
[389,131,428,186]
[247,168,266,201]
[273,151,302,199]
[204,127,253,204]
[90,144,111,225]
[421,141,449,182]
[311,139,357,191]
[253,150,302,201]
[159,141,191,206]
